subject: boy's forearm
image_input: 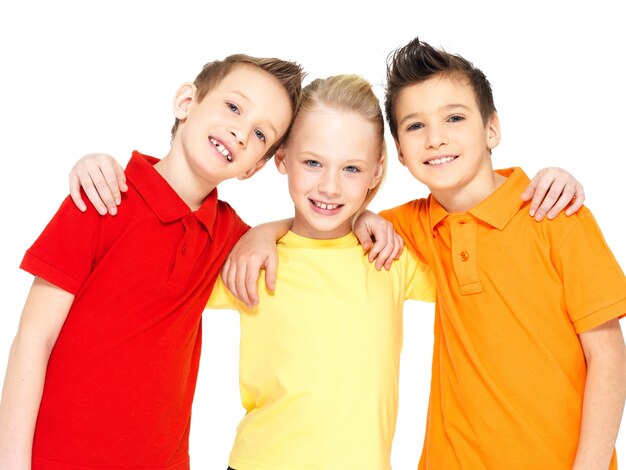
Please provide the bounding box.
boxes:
[0,334,52,468]
[574,321,626,469]
[254,218,293,241]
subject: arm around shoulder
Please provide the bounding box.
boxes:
[0,278,74,469]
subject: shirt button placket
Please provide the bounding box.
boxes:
[450,215,482,294]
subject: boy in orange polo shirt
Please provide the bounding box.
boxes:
[378,37,626,469]
[0,55,303,469]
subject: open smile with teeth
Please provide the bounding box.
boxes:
[311,199,342,211]
[209,137,232,162]
[426,155,457,166]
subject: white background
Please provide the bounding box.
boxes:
[1,1,625,468]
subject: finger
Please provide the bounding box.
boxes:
[520,173,541,203]
[235,261,253,308]
[374,226,396,271]
[69,172,87,212]
[244,265,262,307]
[394,234,404,259]
[77,172,108,215]
[114,164,128,194]
[534,180,566,221]
[88,167,119,215]
[383,233,404,270]
[367,235,386,268]
[223,258,241,302]
[546,186,576,219]
[264,251,278,293]
[353,222,373,254]
[100,163,124,205]
[566,186,585,216]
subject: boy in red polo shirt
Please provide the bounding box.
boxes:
[378,37,626,469]
[0,54,303,470]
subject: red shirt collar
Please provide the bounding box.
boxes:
[125,151,218,235]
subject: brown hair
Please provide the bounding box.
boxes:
[384,37,496,139]
[171,54,305,160]
[288,74,387,212]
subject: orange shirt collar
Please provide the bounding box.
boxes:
[428,167,530,235]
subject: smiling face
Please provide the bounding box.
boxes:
[174,64,293,188]
[277,105,384,239]
[394,74,502,211]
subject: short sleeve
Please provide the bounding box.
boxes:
[555,208,626,333]
[205,274,242,311]
[379,200,431,266]
[402,248,436,302]
[20,196,101,295]
[379,205,416,253]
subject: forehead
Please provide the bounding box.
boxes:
[211,64,293,133]
[288,105,380,159]
[396,75,478,115]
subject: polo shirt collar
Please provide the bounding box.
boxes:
[125,151,218,235]
[429,167,529,234]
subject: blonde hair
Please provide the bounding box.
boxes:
[288,74,387,213]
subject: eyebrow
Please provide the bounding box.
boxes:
[230,90,279,138]
[398,103,472,127]
[300,150,371,165]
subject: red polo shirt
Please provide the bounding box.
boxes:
[21,151,248,470]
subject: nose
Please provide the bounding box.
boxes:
[318,170,341,197]
[424,124,448,149]
[229,123,251,148]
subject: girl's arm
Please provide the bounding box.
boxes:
[573,318,626,470]
[522,167,585,221]
[0,278,74,469]
[69,153,127,216]
[220,215,403,308]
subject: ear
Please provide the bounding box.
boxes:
[238,158,268,180]
[274,145,288,175]
[394,137,406,167]
[173,83,196,120]
[369,154,386,189]
[486,112,501,151]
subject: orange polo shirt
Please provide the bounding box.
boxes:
[381,167,626,469]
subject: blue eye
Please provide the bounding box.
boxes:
[227,102,240,114]
[407,122,424,131]
[304,160,321,168]
[255,129,266,143]
[344,166,360,173]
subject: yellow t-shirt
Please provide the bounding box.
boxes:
[380,167,626,470]
[207,231,435,470]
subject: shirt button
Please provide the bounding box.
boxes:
[460,251,469,261]
[181,245,188,255]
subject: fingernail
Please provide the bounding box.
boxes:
[115,197,121,205]
[529,209,536,216]
[109,208,117,216]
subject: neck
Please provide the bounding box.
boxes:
[155,152,216,211]
[432,170,506,213]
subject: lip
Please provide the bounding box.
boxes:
[208,136,234,162]
[423,154,458,166]
[309,198,344,215]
